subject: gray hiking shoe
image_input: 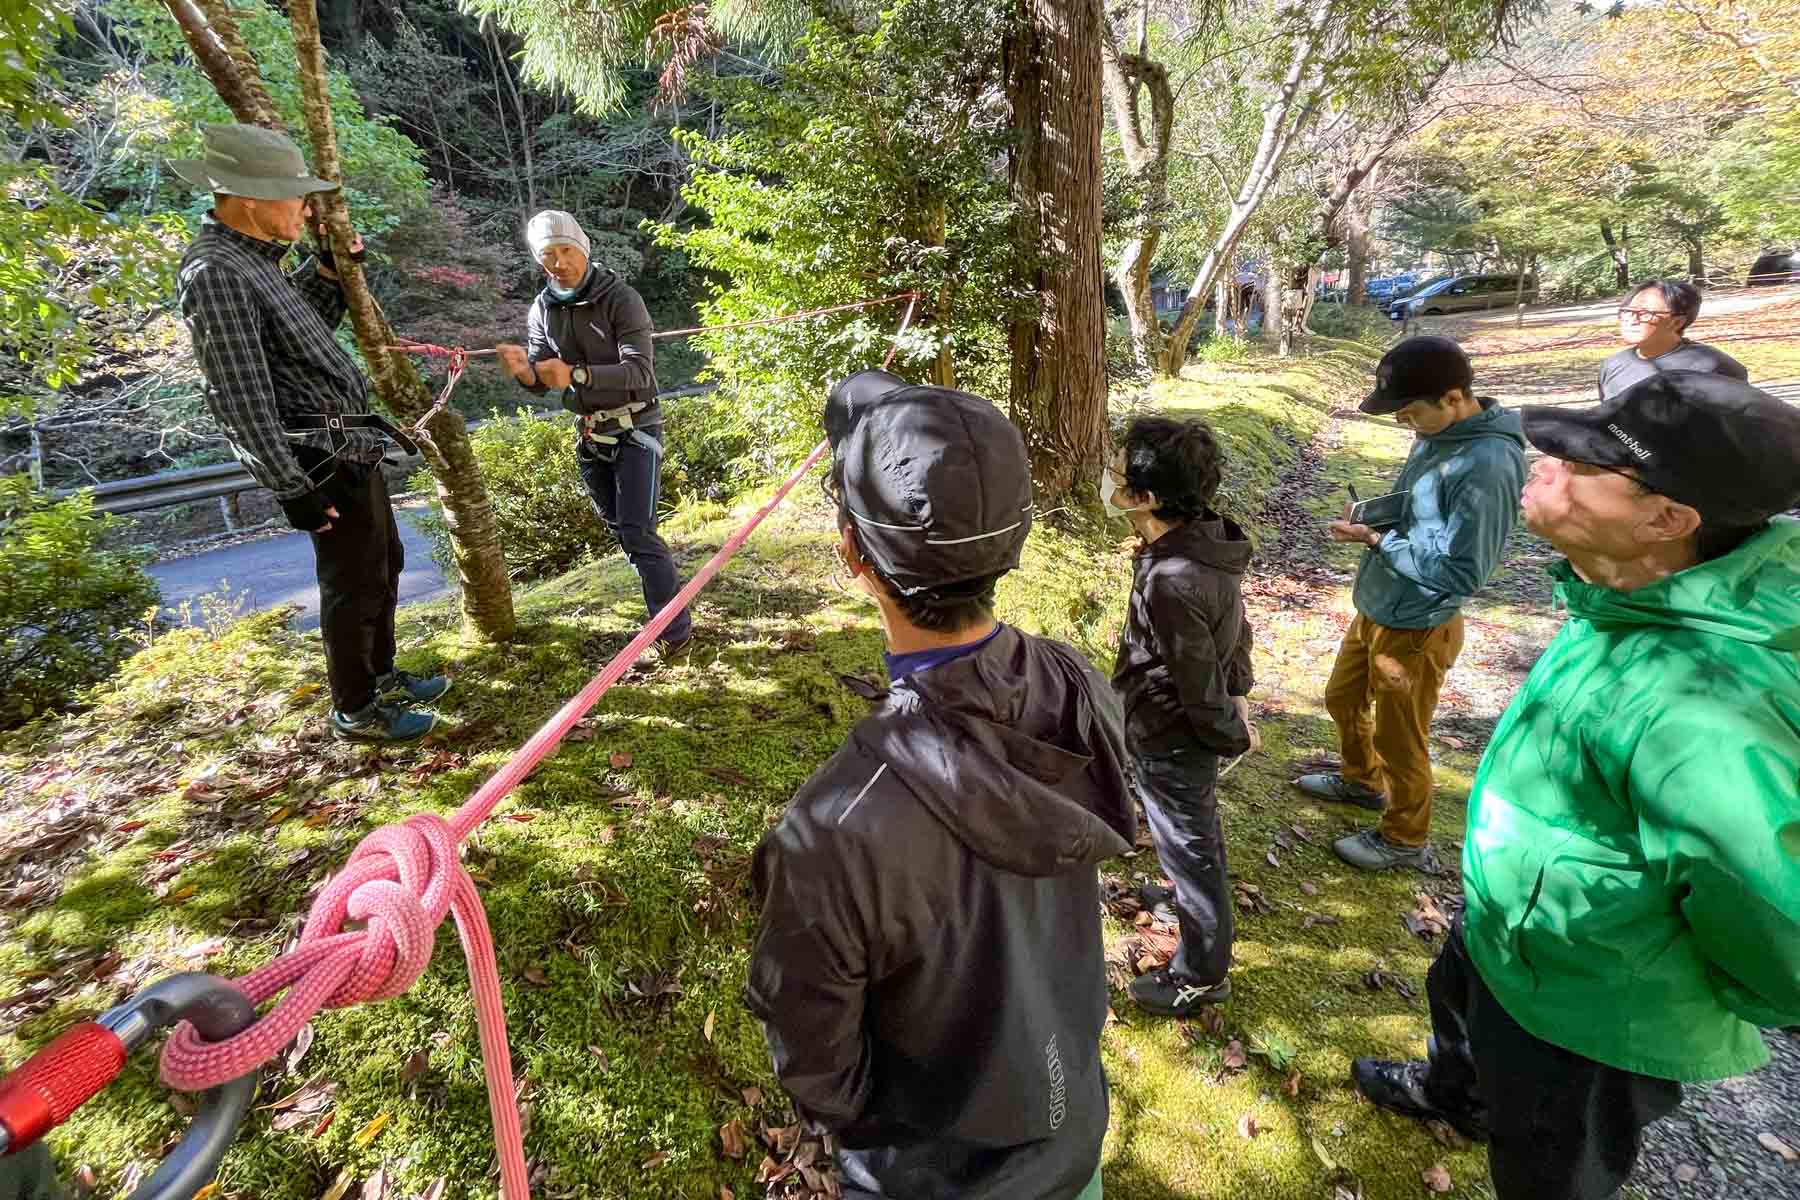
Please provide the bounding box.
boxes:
[332,699,436,743]
[1294,771,1387,812]
[1334,829,1428,872]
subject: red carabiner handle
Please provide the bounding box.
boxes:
[0,1023,127,1153]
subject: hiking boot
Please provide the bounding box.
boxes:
[1334,828,1429,872]
[1351,1058,1489,1143]
[1294,771,1387,812]
[376,668,451,705]
[332,699,436,743]
[632,633,696,674]
[1128,969,1231,1017]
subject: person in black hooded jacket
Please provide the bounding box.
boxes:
[746,370,1134,1200]
[1105,416,1259,1017]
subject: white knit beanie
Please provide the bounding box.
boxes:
[525,210,590,259]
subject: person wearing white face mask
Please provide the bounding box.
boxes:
[1107,416,1260,1018]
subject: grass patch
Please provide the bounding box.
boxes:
[4,340,1505,1200]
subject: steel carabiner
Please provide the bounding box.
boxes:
[0,972,260,1200]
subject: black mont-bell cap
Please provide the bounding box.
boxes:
[825,370,1033,598]
[1521,371,1800,526]
[1361,336,1475,415]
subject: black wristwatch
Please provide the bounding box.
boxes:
[570,364,592,388]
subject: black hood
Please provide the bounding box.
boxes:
[858,626,1134,876]
[1138,511,1252,575]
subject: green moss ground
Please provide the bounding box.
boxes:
[4,331,1550,1200]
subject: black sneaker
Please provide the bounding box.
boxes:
[376,669,451,705]
[1128,969,1230,1016]
[1350,1058,1488,1143]
[1136,883,1178,924]
[332,699,436,743]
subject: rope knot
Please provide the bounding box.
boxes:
[303,813,461,1005]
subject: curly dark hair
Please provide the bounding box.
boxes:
[1121,416,1226,522]
[1629,278,1703,334]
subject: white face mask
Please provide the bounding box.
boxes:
[1100,469,1137,519]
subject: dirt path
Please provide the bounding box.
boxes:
[1236,322,1800,1200]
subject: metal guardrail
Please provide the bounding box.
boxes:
[59,387,712,519]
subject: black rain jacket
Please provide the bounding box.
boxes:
[1111,514,1255,756]
[747,625,1134,1199]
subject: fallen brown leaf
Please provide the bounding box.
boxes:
[1198,1006,1227,1038]
[400,1049,430,1085]
[320,1169,355,1200]
[504,811,537,823]
[609,751,634,770]
[74,1166,97,1195]
[742,1086,763,1107]
[360,1167,390,1200]
[1426,1119,1472,1151]
[1283,1068,1302,1098]
[1422,1163,1453,1193]
[1299,881,1319,896]
[1759,1132,1798,1162]
[310,1111,334,1139]
[704,1009,716,1043]
[286,1023,315,1073]
[640,1151,670,1170]
[522,967,549,987]
[1236,1113,1261,1139]
[588,1044,611,1072]
[1222,1040,1248,1071]
[720,1118,749,1159]
[720,1188,735,1200]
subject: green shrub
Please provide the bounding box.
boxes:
[0,476,159,726]
[1305,302,1397,347]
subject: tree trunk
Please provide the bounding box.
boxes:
[1265,265,1285,351]
[1213,278,1229,338]
[1346,193,1371,306]
[288,0,517,640]
[1599,218,1630,290]
[1156,0,1327,376]
[1686,239,1705,281]
[1514,255,1528,328]
[164,0,279,128]
[488,22,537,215]
[1099,0,1174,374]
[1005,0,1108,499]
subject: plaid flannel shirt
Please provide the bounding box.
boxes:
[177,215,384,500]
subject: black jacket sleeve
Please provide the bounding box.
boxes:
[1147,573,1252,756]
[1225,596,1254,699]
[746,810,874,1127]
[521,299,552,396]
[582,286,656,394]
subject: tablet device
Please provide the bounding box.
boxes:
[1350,490,1407,530]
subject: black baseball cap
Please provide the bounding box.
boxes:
[825,370,1033,599]
[1521,371,1800,526]
[1361,336,1475,415]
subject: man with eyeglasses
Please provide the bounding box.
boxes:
[1352,370,1800,1200]
[1599,279,1748,402]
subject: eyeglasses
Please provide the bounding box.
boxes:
[1617,307,1671,324]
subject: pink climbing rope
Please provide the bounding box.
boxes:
[157,293,920,1200]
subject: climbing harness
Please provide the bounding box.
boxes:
[0,292,919,1200]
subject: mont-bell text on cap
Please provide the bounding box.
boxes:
[1606,423,1654,462]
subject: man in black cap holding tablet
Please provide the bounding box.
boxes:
[1352,370,1800,1199]
[746,371,1134,1200]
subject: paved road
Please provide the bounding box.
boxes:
[147,507,454,631]
[1452,283,1798,331]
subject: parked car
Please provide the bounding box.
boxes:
[1389,273,1538,320]
[1383,273,1453,318]
[1748,250,1800,286]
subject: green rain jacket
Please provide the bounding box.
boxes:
[1463,519,1800,1082]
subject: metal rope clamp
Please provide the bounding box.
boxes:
[0,973,260,1200]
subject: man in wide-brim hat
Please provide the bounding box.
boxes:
[171,123,447,742]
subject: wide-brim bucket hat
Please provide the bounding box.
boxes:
[169,123,338,200]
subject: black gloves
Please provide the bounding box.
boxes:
[559,388,585,415]
[279,489,334,532]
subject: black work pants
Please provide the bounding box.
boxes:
[577,427,691,643]
[1423,918,1683,1200]
[1132,737,1233,985]
[295,449,402,713]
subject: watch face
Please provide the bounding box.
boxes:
[572,366,589,386]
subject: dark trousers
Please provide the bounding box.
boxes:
[577,427,691,643]
[296,450,402,713]
[1132,738,1233,985]
[1423,919,1683,1200]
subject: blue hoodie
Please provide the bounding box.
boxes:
[1352,398,1527,630]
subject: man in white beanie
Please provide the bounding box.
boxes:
[496,210,692,652]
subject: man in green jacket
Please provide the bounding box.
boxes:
[1295,336,1526,870]
[1353,370,1800,1200]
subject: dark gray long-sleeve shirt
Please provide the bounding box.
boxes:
[177,215,382,499]
[1598,340,1748,401]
